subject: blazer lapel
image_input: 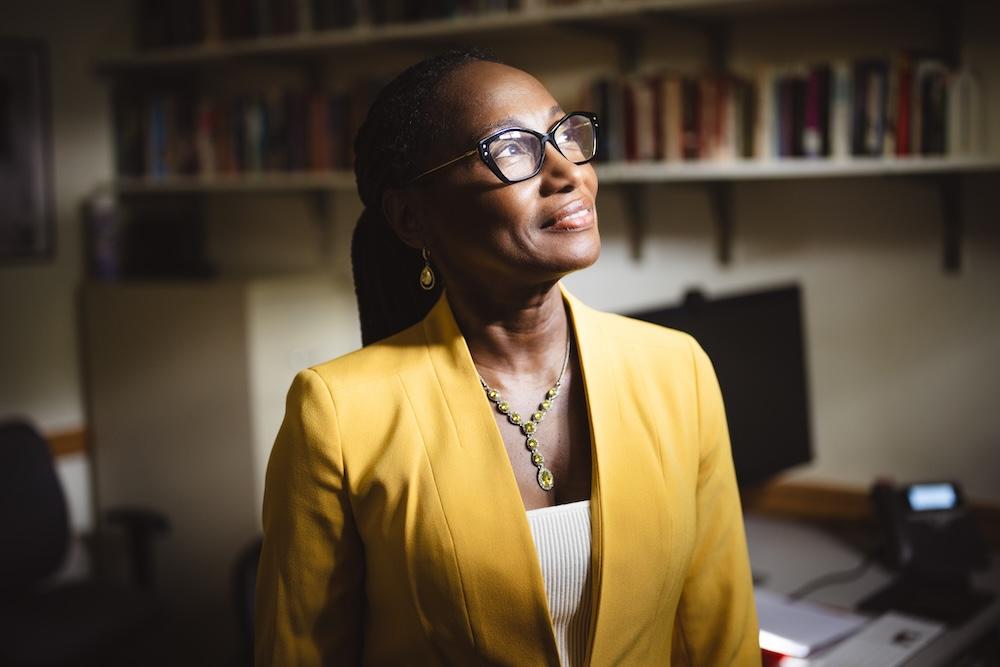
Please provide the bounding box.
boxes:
[411,291,561,666]
[562,285,680,666]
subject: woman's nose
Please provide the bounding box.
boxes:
[538,140,585,194]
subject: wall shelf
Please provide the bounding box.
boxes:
[98,0,991,275]
[97,0,868,71]
[110,156,1000,194]
[110,156,999,273]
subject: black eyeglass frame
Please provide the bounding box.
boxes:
[408,110,600,186]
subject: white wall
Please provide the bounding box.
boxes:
[245,272,361,517]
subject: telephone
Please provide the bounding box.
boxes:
[859,479,994,625]
[870,479,989,576]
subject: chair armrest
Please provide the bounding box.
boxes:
[104,507,171,590]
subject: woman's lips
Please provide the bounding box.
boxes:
[543,200,595,231]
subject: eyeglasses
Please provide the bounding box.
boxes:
[408,111,600,185]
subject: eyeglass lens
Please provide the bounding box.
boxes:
[490,114,596,182]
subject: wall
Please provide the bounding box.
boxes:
[0,1,131,557]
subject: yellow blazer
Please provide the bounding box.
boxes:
[255,284,761,666]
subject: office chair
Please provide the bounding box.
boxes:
[0,419,170,667]
[232,535,262,666]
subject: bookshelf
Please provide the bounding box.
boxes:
[98,0,999,272]
[98,0,846,71]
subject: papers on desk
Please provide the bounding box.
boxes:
[756,588,869,658]
[808,612,945,667]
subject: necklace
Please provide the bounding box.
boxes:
[478,334,571,492]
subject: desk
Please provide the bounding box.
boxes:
[744,513,1000,666]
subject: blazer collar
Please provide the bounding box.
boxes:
[415,282,631,665]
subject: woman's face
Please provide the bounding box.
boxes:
[399,61,601,293]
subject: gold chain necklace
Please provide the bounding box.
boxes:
[478,335,571,492]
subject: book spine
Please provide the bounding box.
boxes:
[753,64,773,160]
[895,53,912,156]
[623,81,638,161]
[803,65,822,158]
[663,75,682,162]
[681,77,700,160]
[649,75,664,161]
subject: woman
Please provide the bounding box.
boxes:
[255,49,760,666]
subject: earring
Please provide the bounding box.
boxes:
[419,248,436,291]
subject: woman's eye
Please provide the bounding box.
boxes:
[495,141,528,159]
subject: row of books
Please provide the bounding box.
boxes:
[580,52,985,163]
[113,54,985,180]
[580,74,756,162]
[113,82,384,178]
[135,0,531,48]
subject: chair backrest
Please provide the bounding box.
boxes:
[233,535,262,664]
[0,419,69,593]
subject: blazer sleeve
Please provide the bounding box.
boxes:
[671,340,762,666]
[255,369,365,666]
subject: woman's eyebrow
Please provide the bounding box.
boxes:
[473,104,564,140]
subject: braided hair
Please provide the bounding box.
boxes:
[352,48,502,346]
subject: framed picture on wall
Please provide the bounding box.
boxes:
[0,38,54,261]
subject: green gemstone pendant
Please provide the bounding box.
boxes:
[478,335,571,492]
[537,467,554,491]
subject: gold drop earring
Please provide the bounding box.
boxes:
[419,248,435,291]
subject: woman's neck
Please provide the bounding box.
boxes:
[445,279,570,388]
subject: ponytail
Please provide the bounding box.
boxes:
[351,47,500,346]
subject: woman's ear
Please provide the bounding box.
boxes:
[382,188,424,250]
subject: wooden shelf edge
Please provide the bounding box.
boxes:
[108,157,1000,194]
[596,155,1000,182]
[47,428,88,458]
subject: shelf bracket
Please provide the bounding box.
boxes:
[309,190,335,220]
[621,184,646,261]
[707,181,733,265]
[310,190,337,257]
[939,174,962,274]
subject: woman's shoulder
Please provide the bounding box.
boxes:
[300,319,428,394]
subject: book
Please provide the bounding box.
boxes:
[916,59,949,155]
[947,68,985,156]
[894,52,913,156]
[756,588,869,658]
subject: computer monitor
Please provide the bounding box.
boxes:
[627,284,813,488]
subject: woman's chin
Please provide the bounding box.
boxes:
[539,229,601,276]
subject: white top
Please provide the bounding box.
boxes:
[525,499,593,667]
